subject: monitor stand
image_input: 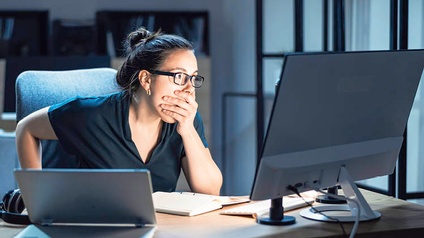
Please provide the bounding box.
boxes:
[257,197,296,225]
[300,167,381,222]
[315,186,347,204]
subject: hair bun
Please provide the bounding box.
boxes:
[127,27,152,50]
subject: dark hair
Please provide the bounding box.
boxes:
[116,27,194,96]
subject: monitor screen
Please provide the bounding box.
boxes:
[251,50,424,201]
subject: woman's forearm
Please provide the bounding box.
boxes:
[15,122,42,168]
[181,128,223,195]
[15,107,57,169]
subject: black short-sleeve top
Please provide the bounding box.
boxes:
[47,91,208,192]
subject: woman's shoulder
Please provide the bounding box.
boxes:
[194,111,204,126]
[76,91,124,106]
[49,91,127,114]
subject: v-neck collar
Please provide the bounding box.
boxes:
[122,92,167,164]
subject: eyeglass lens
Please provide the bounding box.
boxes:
[174,73,203,88]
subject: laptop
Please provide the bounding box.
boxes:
[14,169,156,237]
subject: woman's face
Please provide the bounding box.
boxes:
[150,49,198,123]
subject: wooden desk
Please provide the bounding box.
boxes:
[1,189,424,237]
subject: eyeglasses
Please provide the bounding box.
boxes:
[148,70,204,88]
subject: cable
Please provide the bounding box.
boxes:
[287,185,348,238]
[292,183,360,238]
[314,188,360,238]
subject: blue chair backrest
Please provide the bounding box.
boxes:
[15,68,120,168]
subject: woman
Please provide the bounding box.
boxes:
[15,27,223,195]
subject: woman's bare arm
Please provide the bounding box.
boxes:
[161,90,222,195]
[180,132,223,196]
[15,107,58,168]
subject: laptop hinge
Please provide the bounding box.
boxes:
[41,219,53,226]
[134,220,146,227]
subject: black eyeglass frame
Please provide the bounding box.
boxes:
[148,70,204,88]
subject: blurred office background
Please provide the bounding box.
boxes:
[0,0,423,206]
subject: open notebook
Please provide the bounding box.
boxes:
[152,191,316,217]
[152,192,250,216]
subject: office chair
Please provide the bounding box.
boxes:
[15,67,120,168]
[0,131,19,196]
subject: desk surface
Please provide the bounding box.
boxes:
[1,189,424,238]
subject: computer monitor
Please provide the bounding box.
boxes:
[250,50,424,225]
